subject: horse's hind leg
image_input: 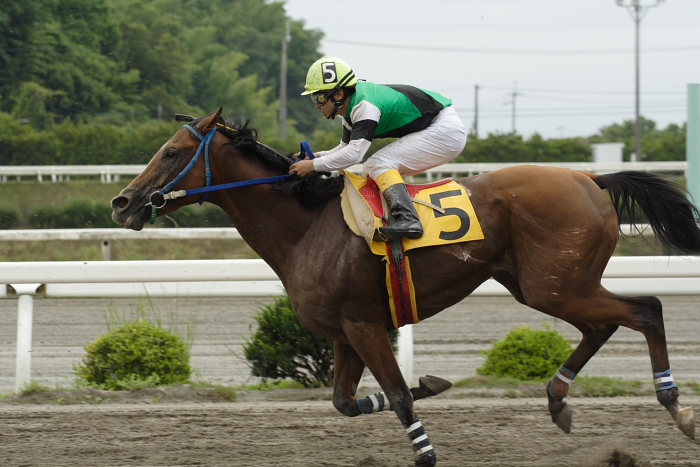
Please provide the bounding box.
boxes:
[338,323,438,466]
[546,322,618,433]
[540,291,694,440]
[620,295,695,440]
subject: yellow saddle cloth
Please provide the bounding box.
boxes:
[340,170,485,257]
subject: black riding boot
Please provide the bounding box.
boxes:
[377,183,424,240]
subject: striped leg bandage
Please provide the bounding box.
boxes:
[357,392,391,414]
[406,419,434,458]
[654,369,677,391]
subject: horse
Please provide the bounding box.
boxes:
[111,108,700,466]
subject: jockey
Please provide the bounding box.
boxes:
[289,56,467,240]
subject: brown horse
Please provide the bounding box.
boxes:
[112,109,700,466]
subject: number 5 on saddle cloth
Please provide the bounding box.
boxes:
[340,170,485,328]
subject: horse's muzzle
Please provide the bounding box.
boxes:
[111,192,150,230]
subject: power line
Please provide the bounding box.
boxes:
[457,107,685,118]
[453,85,684,96]
[325,38,700,55]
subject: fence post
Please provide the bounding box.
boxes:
[687,84,700,205]
[12,283,41,393]
[397,324,414,385]
[101,240,112,261]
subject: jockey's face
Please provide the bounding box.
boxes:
[312,89,345,120]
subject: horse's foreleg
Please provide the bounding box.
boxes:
[332,340,366,417]
[546,322,618,434]
[343,322,437,467]
[332,342,452,418]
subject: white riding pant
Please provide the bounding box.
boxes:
[363,106,467,180]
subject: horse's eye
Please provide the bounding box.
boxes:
[164,148,178,159]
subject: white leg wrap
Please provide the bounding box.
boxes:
[555,369,575,385]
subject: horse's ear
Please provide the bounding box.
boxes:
[196,108,223,132]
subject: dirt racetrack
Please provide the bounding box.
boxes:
[1,394,699,467]
[1,296,700,466]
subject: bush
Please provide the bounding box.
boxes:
[0,206,20,229]
[244,296,334,388]
[243,296,399,388]
[74,319,192,390]
[477,325,572,381]
[29,199,113,228]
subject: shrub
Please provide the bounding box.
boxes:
[29,200,113,228]
[0,206,20,229]
[244,296,399,388]
[74,319,192,390]
[477,325,572,381]
[28,206,62,228]
[244,296,334,388]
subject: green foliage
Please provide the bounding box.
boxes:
[477,325,572,381]
[244,296,333,388]
[74,319,192,390]
[457,132,592,163]
[19,380,53,396]
[0,0,324,143]
[243,296,399,388]
[590,118,685,161]
[0,206,20,229]
[28,199,114,228]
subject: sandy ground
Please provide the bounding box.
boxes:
[0,396,698,467]
[1,296,699,466]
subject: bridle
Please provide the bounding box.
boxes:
[145,123,316,225]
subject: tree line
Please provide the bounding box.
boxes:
[0,0,686,165]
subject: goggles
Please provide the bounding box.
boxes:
[311,90,335,106]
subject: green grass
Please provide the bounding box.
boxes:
[453,375,674,398]
[0,237,258,261]
[238,379,306,391]
[19,380,53,395]
[0,181,123,220]
[686,381,700,396]
[455,375,700,398]
[4,377,699,405]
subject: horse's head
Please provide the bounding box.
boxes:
[111,108,224,230]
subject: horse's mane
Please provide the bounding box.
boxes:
[205,117,345,207]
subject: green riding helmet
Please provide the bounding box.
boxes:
[301,56,357,95]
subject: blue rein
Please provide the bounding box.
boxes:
[147,124,316,225]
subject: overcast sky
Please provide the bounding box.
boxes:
[281,0,698,139]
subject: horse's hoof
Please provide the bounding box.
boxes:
[415,450,437,467]
[675,407,695,440]
[419,375,452,396]
[554,403,573,434]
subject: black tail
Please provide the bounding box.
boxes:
[594,171,700,254]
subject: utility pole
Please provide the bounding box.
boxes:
[473,84,480,139]
[511,82,519,135]
[278,20,291,140]
[616,0,665,162]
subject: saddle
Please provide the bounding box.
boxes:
[340,170,485,328]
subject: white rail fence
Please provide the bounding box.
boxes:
[0,225,654,262]
[2,256,700,392]
[0,161,688,183]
